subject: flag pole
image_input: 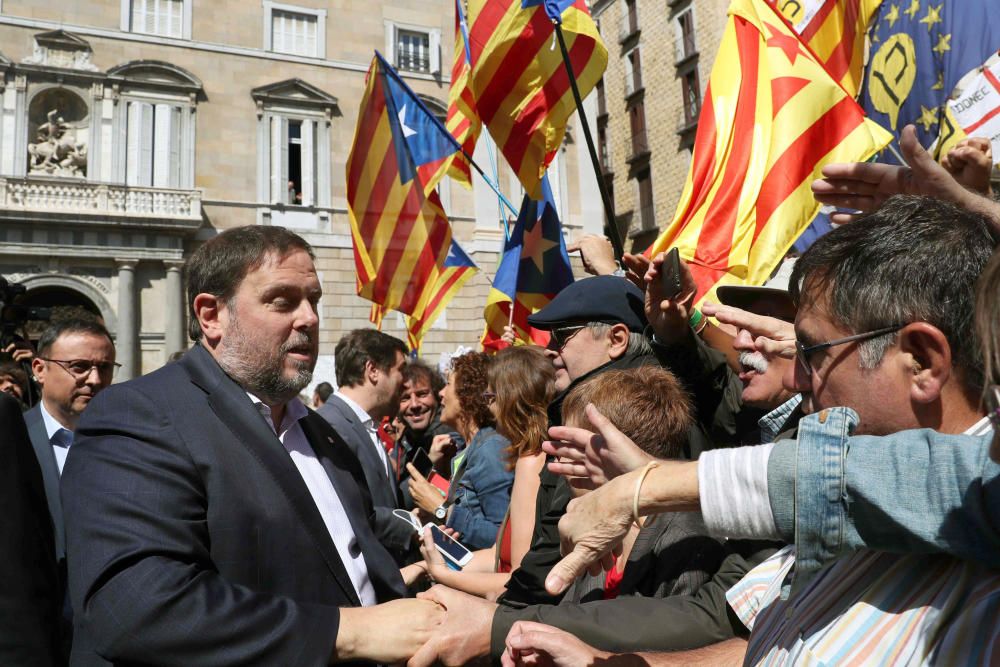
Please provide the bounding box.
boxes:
[551,21,625,261]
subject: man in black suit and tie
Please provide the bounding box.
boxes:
[318,329,416,563]
[62,226,444,666]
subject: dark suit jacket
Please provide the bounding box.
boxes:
[316,395,414,560]
[0,393,63,666]
[24,404,64,561]
[62,344,406,666]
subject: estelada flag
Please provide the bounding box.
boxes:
[405,237,478,351]
[646,0,892,305]
[466,0,607,198]
[347,55,472,328]
[481,175,574,351]
[772,0,883,97]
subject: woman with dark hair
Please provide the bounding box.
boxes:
[407,352,514,550]
[404,347,555,596]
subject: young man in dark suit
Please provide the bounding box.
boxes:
[317,328,416,563]
[62,226,444,666]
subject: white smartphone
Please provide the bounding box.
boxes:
[428,524,474,569]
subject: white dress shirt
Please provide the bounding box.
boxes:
[39,400,74,474]
[248,394,377,606]
[333,391,392,481]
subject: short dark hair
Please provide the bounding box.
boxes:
[334,329,408,388]
[37,318,113,357]
[185,226,314,341]
[314,381,334,402]
[790,195,997,391]
[403,360,445,395]
[0,360,28,397]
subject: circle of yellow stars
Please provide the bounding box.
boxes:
[872,1,953,133]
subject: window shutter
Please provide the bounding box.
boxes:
[126,102,154,187]
[300,119,315,206]
[429,30,441,74]
[131,0,147,32]
[270,116,288,203]
[152,104,172,187]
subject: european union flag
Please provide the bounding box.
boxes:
[862,0,1000,161]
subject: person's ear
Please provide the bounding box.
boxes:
[31,357,46,386]
[193,293,226,345]
[365,359,380,386]
[607,323,631,359]
[898,322,951,404]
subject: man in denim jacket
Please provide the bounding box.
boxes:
[515,196,1000,666]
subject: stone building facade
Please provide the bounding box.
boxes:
[0,0,603,382]
[591,0,728,252]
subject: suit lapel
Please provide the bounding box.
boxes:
[185,346,362,606]
[302,412,406,602]
[25,406,64,559]
[328,397,397,504]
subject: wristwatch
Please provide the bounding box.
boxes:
[434,504,447,521]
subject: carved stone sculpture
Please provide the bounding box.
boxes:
[28,109,87,177]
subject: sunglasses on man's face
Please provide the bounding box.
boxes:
[547,325,587,350]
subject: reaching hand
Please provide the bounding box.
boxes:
[3,341,34,363]
[620,252,652,290]
[501,325,518,346]
[335,598,446,664]
[429,434,457,469]
[408,585,497,666]
[503,621,613,667]
[941,137,994,197]
[811,124,983,223]
[419,526,451,581]
[566,234,618,276]
[643,252,698,346]
[544,472,634,595]
[543,403,653,490]
[405,462,446,514]
[701,302,796,359]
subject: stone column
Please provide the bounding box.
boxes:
[164,260,186,358]
[116,260,138,381]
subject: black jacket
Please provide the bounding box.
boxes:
[63,345,406,666]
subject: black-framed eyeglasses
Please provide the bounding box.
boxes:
[482,390,497,405]
[41,358,121,380]
[794,324,903,376]
[548,324,587,350]
[985,385,1000,431]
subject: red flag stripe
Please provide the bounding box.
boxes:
[347,76,388,196]
[691,17,760,272]
[369,186,425,304]
[474,9,554,125]
[755,96,863,239]
[820,0,860,84]
[798,0,837,42]
[668,87,719,245]
[503,35,598,174]
[468,0,518,66]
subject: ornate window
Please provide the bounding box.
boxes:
[384,22,441,75]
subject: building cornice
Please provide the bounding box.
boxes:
[0,14,449,85]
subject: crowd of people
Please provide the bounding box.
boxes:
[2,121,1000,666]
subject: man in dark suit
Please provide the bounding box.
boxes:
[317,329,416,563]
[62,226,444,666]
[25,318,117,568]
[0,391,63,665]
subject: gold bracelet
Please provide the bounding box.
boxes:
[632,461,660,529]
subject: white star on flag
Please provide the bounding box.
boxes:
[398,104,417,138]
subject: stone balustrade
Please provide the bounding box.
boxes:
[0,177,202,221]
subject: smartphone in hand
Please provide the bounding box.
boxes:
[661,247,683,300]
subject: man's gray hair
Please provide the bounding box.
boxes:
[587,322,653,357]
[790,195,997,390]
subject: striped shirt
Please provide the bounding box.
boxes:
[728,418,999,666]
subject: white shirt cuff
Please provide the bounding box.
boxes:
[698,444,780,540]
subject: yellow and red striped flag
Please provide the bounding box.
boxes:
[466,0,607,198]
[646,0,892,305]
[772,0,882,97]
[348,56,477,347]
[444,0,480,188]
